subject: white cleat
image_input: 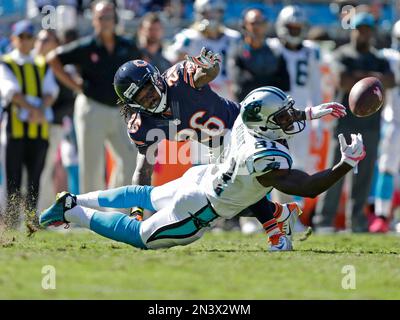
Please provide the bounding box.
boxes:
[269,234,292,251]
[278,202,303,242]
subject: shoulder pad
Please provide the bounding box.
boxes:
[246,140,292,175]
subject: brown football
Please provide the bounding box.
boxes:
[348,77,384,117]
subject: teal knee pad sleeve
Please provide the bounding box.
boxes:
[98,185,155,211]
[90,211,147,249]
[375,173,394,200]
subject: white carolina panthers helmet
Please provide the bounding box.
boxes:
[392,20,400,51]
[240,86,305,140]
[276,5,307,47]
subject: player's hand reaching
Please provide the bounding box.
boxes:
[186,47,222,69]
[305,102,347,121]
[338,133,366,167]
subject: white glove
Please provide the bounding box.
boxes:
[338,133,366,167]
[44,107,54,123]
[185,47,222,69]
[305,102,346,121]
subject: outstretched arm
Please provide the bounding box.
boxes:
[258,133,365,198]
[186,47,221,88]
[260,165,352,199]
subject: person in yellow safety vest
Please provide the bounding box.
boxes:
[0,20,59,229]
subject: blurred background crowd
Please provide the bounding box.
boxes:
[1,0,400,235]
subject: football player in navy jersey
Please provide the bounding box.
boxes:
[115,48,239,181]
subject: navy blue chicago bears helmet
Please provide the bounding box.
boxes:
[114,60,167,114]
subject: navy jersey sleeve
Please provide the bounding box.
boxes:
[127,112,148,148]
[164,61,203,90]
[126,112,164,151]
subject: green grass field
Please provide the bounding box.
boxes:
[0,229,399,299]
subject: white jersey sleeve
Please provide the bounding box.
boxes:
[245,140,293,176]
[0,61,20,104]
[164,28,198,63]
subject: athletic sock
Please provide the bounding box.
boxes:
[77,191,101,208]
[248,200,282,238]
[77,185,155,211]
[375,172,394,218]
[272,202,291,223]
[262,218,282,238]
[65,205,146,249]
[375,199,392,218]
[65,205,96,228]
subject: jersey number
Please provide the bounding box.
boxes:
[166,68,179,86]
[220,49,227,77]
[296,60,308,86]
[190,111,225,136]
[176,111,226,141]
[255,140,278,150]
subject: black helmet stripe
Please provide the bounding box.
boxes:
[244,86,287,101]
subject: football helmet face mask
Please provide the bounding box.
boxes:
[114,60,167,115]
[240,86,305,140]
[276,5,307,47]
[194,0,226,34]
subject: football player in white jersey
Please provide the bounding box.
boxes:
[165,0,240,99]
[39,87,365,251]
[371,20,400,233]
[268,5,323,175]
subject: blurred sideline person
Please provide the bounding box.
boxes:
[137,12,171,73]
[47,0,142,193]
[0,20,59,228]
[313,12,395,233]
[40,87,363,251]
[165,0,240,100]
[371,20,400,232]
[269,5,323,176]
[228,8,290,101]
[35,29,73,212]
[56,29,80,196]
[60,116,79,195]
